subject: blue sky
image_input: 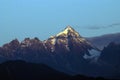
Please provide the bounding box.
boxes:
[0,0,120,46]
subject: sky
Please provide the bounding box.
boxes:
[0,0,120,46]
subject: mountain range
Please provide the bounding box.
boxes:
[0,26,120,79]
[87,33,120,50]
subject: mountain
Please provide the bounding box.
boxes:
[99,42,120,65]
[0,60,108,80]
[0,26,120,79]
[44,26,92,54]
[98,42,120,79]
[0,26,100,75]
[86,33,120,50]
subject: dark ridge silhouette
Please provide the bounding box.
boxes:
[0,60,70,80]
[98,42,120,79]
[98,42,120,67]
[0,60,109,80]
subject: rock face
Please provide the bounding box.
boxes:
[97,42,120,79]
[0,26,96,58]
[0,26,120,79]
[45,26,92,54]
[0,26,99,75]
[98,42,120,69]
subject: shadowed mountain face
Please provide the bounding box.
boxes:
[99,42,120,64]
[0,26,120,79]
[86,33,120,50]
[98,42,120,78]
[0,26,93,58]
[0,26,100,75]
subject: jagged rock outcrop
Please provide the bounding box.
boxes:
[0,26,100,75]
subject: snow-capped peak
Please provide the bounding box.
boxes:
[56,26,80,37]
[43,26,93,53]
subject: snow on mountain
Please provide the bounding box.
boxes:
[0,26,100,75]
[0,26,120,79]
[45,26,94,54]
[56,26,80,37]
[84,49,100,62]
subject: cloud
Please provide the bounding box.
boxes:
[87,26,103,30]
[108,23,120,27]
[87,23,120,30]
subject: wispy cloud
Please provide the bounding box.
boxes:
[87,23,120,30]
[87,26,103,30]
[108,23,120,27]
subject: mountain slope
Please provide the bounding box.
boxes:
[0,26,100,75]
[87,33,120,50]
[44,26,92,53]
[0,60,70,80]
[0,26,119,79]
[97,42,120,79]
[0,60,109,80]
